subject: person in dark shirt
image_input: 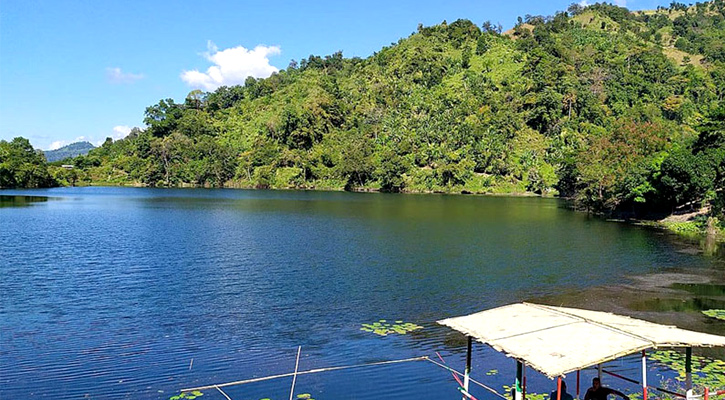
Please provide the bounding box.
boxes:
[550,380,574,400]
[584,378,629,400]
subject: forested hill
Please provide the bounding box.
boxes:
[43,141,95,162]
[5,1,725,219]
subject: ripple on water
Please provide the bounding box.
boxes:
[0,189,719,399]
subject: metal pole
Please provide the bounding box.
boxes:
[641,350,648,400]
[598,364,602,381]
[464,336,472,400]
[523,363,527,400]
[515,360,524,400]
[557,376,563,400]
[686,347,693,392]
[577,370,581,400]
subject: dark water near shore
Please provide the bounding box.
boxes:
[0,187,721,399]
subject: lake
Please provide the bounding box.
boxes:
[0,187,721,399]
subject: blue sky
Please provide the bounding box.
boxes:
[1,0,672,151]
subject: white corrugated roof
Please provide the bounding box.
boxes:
[437,303,725,378]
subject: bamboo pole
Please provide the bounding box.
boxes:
[289,346,302,400]
[215,385,232,400]
[181,356,428,392]
[425,357,507,399]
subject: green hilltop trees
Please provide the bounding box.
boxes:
[6,1,725,221]
[0,138,54,188]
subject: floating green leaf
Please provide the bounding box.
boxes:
[360,319,424,336]
[650,350,725,391]
[503,385,547,400]
[702,309,725,321]
[171,390,205,400]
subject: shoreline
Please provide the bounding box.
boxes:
[9,181,724,245]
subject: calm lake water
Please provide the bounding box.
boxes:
[0,187,720,399]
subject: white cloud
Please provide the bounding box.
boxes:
[614,0,627,6]
[579,0,590,6]
[94,126,134,146]
[112,125,132,139]
[45,126,136,150]
[181,41,281,91]
[48,140,67,150]
[106,67,144,84]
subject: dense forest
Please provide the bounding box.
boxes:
[2,1,724,220]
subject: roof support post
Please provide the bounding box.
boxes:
[641,350,648,400]
[598,364,602,381]
[464,335,472,400]
[523,363,527,400]
[686,347,693,392]
[557,376,563,400]
[515,360,524,400]
[576,370,581,400]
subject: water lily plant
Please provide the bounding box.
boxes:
[360,320,423,336]
[702,309,725,321]
[170,390,204,400]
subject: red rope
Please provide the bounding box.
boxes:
[436,352,480,400]
[436,352,465,387]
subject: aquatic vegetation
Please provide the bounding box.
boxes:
[486,369,499,376]
[662,221,704,236]
[702,309,725,321]
[360,320,423,336]
[169,390,204,400]
[650,350,725,392]
[502,384,548,400]
[297,394,314,400]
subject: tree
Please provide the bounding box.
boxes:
[144,99,184,137]
[0,137,54,188]
[659,148,715,208]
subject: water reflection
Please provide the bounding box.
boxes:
[0,195,49,207]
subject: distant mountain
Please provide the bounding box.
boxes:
[44,141,95,162]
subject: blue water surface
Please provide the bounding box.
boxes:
[0,187,715,399]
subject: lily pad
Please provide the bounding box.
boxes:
[702,309,725,321]
[360,319,424,336]
[651,350,725,390]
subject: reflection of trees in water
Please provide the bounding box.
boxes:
[702,234,720,257]
[0,195,49,208]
